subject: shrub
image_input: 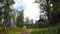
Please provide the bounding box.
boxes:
[50,23,60,34]
[30,28,48,34]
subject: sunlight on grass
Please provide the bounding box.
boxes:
[0,27,23,34]
[0,27,48,34]
[30,28,48,34]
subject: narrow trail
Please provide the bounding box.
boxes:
[18,29,32,34]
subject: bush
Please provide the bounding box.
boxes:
[50,23,60,34]
[30,28,48,34]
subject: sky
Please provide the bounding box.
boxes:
[13,0,40,23]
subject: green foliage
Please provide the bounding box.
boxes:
[50,23,60,34]
[0,0,3,2]
[9,0,15,5]
[0,26,3,31]
[16,11,24,27]
[0,0,15,19]
[35,0,60,26]
[4,0,15,19]
[0,15,2,21]
[30,28,48,34]
[0,0,15,30]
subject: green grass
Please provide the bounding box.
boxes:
[0,27,23,34]
[30,28,48,34]
[0,27,49,34]
[0,26,3,31]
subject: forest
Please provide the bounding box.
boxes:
[0,0,60,34]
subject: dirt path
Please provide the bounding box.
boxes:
[19,29,32,34]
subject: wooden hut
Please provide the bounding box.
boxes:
[36,19,45,28]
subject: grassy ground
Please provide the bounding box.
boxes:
[0,27,32,34]
[0,28,23,34]
[30,28,48,34]
[0,27,48,34]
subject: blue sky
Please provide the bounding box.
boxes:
[17,5,25,11]
[13,0,40,23]
[13,0,25,11]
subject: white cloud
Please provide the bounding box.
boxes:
[13,0,40,23]
[23,0,40,21]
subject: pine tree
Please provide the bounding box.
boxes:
[16,10,24,27]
